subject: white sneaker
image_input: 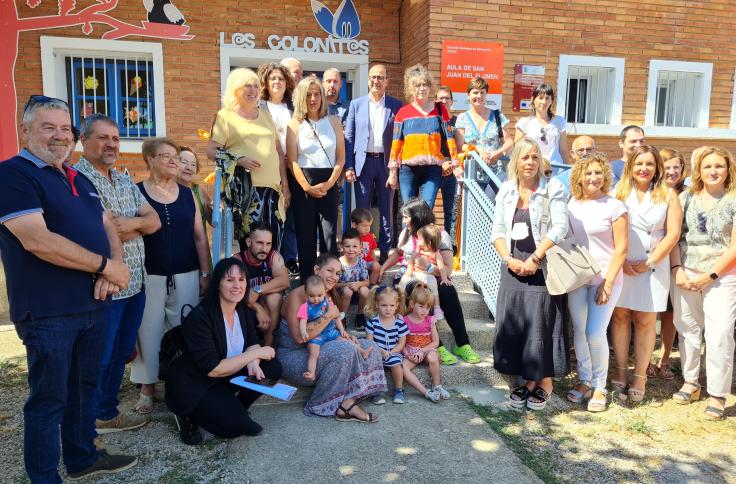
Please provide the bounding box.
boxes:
[425,389,439,403]
[433,385,451,400]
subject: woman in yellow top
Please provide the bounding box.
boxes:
[207,67,290,248]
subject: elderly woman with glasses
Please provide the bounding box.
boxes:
[130,137,211,415]
[670,146,736,421]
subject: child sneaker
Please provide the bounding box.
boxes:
[425,389,439,403]
[371,393,386,405]
[433,385,451,400]
[393,388,406,404]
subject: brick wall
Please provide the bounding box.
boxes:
[11,0,736,178]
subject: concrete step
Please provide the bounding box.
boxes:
[455,289,492,320]
[437,317,496,351]
[255,349,504,406]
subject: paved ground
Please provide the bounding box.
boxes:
[0,327,539,483]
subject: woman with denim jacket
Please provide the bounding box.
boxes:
[491,137,570,411]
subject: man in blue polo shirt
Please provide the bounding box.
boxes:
[0,97,136,482]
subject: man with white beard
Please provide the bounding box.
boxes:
[0,96,136,482]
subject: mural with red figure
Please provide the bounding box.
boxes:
[0,0,195,160]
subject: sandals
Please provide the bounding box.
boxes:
[611,367,627,392]
[627,374,647,403]
[646,363,658,379]
[509,385,531,410]
[134,393,154,415]
[673,382,701,405]
[658,363,675,380]
[526,387,552,411]
[566,382,592,404]
[587,389,608,413]
[335,402,378,423]
[704,396,727,421]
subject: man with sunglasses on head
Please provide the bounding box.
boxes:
[0,96,137,482]
[344,64,403,264]
[555,135,597,196]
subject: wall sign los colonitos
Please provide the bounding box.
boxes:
[221,0,369,55]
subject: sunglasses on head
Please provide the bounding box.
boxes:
[540,127,547,143]
[22,95,69,117]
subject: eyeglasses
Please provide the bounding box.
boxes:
[697,212,707,234]
[22,95,69,117]
[540,127,547,143]
[155,153,181,162]
[369,75,386,81]
[574,147,595,155]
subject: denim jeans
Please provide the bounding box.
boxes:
[15,309,107,483]
[440,174,457,234]
[398,164,442,208]
[94,290,146,420]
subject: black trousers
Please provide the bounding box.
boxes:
[288,168,339,283]
[438,283,470,348]
[190,358,282,439]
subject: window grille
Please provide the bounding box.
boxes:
[65,55,156,138]
[565,65,616,125]
[654,70,703,128]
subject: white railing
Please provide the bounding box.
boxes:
[459,153,569,318]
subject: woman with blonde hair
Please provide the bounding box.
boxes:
[388,64,458,207]
[670,146,736,420]
[648,148,687,380]
[491,137,570,410]
[207,67,289,247]
[286,76,346,282]
[610,145,681,403]
[565,153,628,411]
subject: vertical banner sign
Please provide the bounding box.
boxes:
[512,64,545,112]
[440,40,503,111]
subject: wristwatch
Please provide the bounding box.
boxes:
[501,255,511,266]
[200,272,211,279]
[253,285,263,294]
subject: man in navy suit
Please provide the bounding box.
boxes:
[344,64,403,262]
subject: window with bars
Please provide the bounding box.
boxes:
[556,55,624,127]
[64,56,157,138]
[565,66,616,124]
[654,71,703,128]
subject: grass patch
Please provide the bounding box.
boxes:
[469,402,561,484]
[0,360,26,390]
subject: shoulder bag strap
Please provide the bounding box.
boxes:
[306,119,335,168]
[493,109,503,142]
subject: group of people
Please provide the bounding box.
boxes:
[2,56,734,482]
[489,118,735,420]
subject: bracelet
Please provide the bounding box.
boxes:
[200,272,211,279]
[531,253,542,265]
[96,255,107,275]
[501,255,511,266]
[670,264,681,271]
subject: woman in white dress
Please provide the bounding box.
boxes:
[611,145,681,402]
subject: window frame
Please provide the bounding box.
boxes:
[645,59,712,131]
[41,36,166,153]
[556,55,625,135]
